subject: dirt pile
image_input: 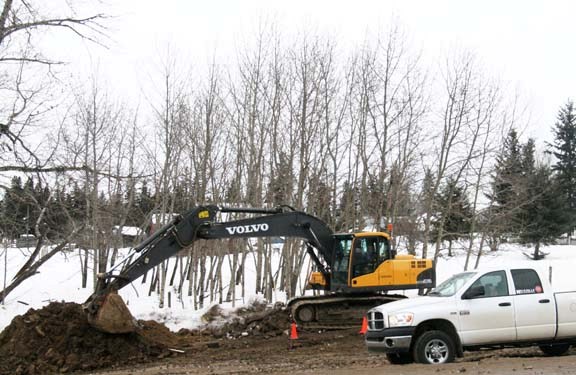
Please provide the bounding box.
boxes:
[187,300,291,339]
[0,302,173,375]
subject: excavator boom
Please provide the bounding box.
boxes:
[84,205,336,333]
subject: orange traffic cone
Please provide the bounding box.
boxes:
[359,316,368,334]
[288,322,299,350]
[290,322,299,340]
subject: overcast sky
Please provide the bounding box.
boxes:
[63,0,575,145]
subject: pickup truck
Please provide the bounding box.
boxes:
[365,265,576,364]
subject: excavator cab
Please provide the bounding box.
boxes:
[308,231,434,294]
[327,233,393,291]
[308,232,391,291]
[350,235,389,279]
[348,232,434,292]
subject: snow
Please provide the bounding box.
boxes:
[1,241,576,333]
[113,226,143,237]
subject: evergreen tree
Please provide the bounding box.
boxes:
[67,182,87,222]
[44,186,69,240]
[366,173,383,221]
[548,100,576,227]
[266,152,293,207]
[0,177,23,238]
[0,176,58,240]
[517,164,572,259]
[431,178,473,256]
[129,181,155,227]
[308,169,333,227]
[225,175,242,204]
[388,167,413,218]
[335,181,359,231]
[419,168,436,218]
[520,139,536,177]
[20,178,37,235]
[486,128,524,241]
[516,139,537,232]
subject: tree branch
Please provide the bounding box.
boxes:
[0,165,90,173]
[0,14,107,46]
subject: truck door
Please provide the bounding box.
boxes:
[457,270,516,345]
[511,268,555,340]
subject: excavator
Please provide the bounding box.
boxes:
[84,205,435,334]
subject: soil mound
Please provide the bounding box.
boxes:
[197,301,291,338]
[0,302,171,375]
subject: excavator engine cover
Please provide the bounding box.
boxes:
[87,293,137,334]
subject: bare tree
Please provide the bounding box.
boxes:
[342,25,427,237]
[461,80,504,269]
[227,25,275,295]
[282,33,337,297]
[0,187,83,302]
[421,51,478,259]
[417,51,510,263]
[60,75,126,287]
[146,51,191,308]
[0,0,106,173]
[0,1,107,298]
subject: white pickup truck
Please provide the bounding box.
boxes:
[365,265,576,364]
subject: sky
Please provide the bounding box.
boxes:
[52,0,575,145]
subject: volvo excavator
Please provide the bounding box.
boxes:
[84,205,435,334]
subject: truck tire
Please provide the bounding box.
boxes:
[539,344,571,356]
[385,352,413,364]
[413,330,456,364]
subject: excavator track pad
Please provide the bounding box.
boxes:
[87,293,137,334]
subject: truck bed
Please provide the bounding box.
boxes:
[555,291,576,338]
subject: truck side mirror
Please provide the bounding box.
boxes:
[462,285,485,299]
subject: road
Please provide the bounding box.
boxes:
[88,328,576,375]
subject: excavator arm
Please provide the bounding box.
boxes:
[84,205,335,333]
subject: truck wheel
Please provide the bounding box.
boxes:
[385,352,413,364]
[413,330,456,364]
[539,344,570,356]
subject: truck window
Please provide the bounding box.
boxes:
[429,271,475,297]
[511,269,543,294]
[467,270,508,297]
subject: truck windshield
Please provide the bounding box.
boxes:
[427,272,476,297]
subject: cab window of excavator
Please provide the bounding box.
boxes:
[351,237,382,278]
[377,239,390,263]
[332,237,352,287]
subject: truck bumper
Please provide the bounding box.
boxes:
[365,327,415,353]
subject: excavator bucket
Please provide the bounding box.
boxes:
[87,292,137,334]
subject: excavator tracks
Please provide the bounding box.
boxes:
[287,294,407,330]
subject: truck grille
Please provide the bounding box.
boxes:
[367,311,385,330]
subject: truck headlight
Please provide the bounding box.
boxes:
[388,312,414,327]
